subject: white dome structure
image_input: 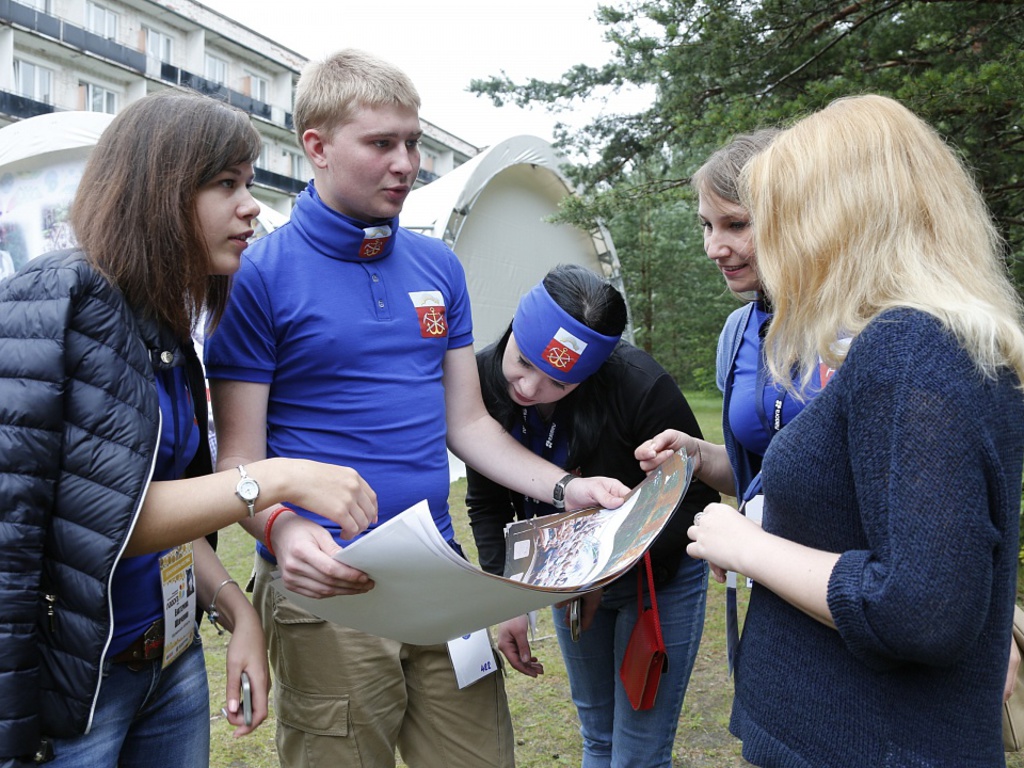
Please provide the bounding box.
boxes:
[402,134,629,348]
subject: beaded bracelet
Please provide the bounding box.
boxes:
[207,577,239,635]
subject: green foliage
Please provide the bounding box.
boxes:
[471,0,1024,377]
[610,186,739,389]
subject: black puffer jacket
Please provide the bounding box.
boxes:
[0,250,212,762]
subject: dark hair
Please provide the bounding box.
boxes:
[478,264,628,468]
[71,88,261,339]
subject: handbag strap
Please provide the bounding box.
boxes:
[636,551,665,647]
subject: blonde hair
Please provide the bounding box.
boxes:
[293,48,420,147]
[742,94,1024,391]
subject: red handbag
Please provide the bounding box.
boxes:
[618,552,668,711]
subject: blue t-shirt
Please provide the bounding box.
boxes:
[205,183,474,551]
[728,302,820,460]
[109,365,199,654]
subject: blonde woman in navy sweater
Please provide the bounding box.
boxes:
[653,95,1024,766]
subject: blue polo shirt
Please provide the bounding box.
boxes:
[729,302,820,459]
[205,183,473,551]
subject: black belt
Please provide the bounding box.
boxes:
[110,619,164,664]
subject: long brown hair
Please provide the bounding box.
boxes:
[71,88,261,338]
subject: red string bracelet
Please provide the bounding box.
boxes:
[264,506,293,558]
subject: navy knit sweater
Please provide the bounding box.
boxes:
[731,309,1024,767]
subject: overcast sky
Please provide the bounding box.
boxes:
[199,0,649,150]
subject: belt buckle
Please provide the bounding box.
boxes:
[142,620,164,661]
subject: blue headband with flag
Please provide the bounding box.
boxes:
[511,282,621,384]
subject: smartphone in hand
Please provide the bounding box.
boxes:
[240,671,252,726]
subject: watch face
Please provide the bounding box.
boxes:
[237,477,259,501]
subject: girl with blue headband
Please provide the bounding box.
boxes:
[467,264,720,767]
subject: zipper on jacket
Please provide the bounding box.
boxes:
[44,592,57,632]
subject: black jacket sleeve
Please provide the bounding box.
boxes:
[590,347,721,585]
[465,464,520,576]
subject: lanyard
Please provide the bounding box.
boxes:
[753,362,786,438]
[752,309,786,438]
[741,472,764,504]
[158,366,195,479]
[520,407,569,517]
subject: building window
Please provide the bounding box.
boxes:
[80,81,118,114]
[285,149,306,180]
[420,147,439,174]
[85,1,119,39]
[204,54,228,85]
[14,59,54,104]
[145,28,173,64]
[255,145,270,171]
[246,72,268,103]
[20,0,52,12]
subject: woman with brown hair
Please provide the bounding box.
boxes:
[0,89,377,767]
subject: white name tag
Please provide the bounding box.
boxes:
[744,494,765,525]
[447,629,497,689]
[744,495,765,587]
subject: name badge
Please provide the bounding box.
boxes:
[159,543,197,668]
[743,494,765,588]
[447,629,497,689]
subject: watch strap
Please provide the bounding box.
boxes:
[552,473,575,510]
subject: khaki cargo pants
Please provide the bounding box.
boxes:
[253,556,516,767]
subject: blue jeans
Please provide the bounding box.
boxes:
[553,555,708,768]
[48,632,210,768]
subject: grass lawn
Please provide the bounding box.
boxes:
[203,391,1024,767]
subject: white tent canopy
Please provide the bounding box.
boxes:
[402,134,627,349]
[0,110,287,276]
[0,110,115,168]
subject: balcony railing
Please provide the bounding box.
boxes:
[255,167,307,196]
[0,0,59,38]
[2,0,290,130]
[160,64,282,126]
[1,0,145,73]
[228,90,272,122]
[0,89,55,120]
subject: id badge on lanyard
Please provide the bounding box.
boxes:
[159,543,196,667]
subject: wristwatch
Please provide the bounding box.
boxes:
[235,465,260,518]
[552,473,576,510]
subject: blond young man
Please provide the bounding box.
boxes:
[205,49,627,768]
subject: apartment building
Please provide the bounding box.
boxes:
[0,0,477,214]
